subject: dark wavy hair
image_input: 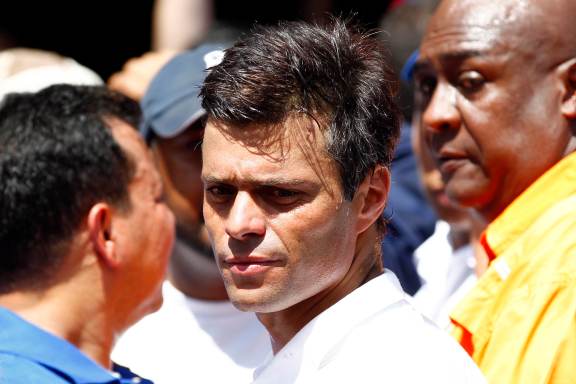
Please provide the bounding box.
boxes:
[201,18,401,201]
[0,84,140,293]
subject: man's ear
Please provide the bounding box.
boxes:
[87,203,119,268]
[355,165,391,235]
[560,57,576,119]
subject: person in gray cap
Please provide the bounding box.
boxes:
[112,44,271,384]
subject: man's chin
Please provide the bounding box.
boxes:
[227,288,269,312]
[227,287,297,314]
[444,177,493,209]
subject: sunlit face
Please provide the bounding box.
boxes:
[415,0,575,222]
[111,120,175,324]
[201,118,361,313]
[152,121,211,253]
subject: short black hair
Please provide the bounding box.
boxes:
[201,18,401,201]
[0,84,140,293]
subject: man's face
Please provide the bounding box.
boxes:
[152,121,210,253]
[415,0,575,221]
[201,118,361,313]
[111,120,175,322]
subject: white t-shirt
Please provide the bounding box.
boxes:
[252,272,485,384]
[112,281,271,384]
[412,221,477,329]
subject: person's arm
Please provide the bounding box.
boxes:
[152,0,213,51]
[108,51,177,101]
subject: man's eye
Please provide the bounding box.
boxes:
[206,185,235,203]
[263,187,301,206]
[457,70,485,93]
[416,76,437,99]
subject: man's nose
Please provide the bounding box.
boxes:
[225,192,266,240]
[422,83,461,135]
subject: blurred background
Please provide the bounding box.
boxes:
[0,0,401,80]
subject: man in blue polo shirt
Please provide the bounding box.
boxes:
[0,84,175,383]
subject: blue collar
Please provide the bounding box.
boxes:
[0,307,147,383]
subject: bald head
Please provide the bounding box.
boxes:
[426,0,576,67]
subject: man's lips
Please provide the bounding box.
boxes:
[223,256,283,275]
[435,149,469,175]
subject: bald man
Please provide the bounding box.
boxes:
[414,0,576,382]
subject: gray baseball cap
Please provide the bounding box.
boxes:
[140,44,225,141]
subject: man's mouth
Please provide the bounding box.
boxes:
[223,256,283,275]
[436,149,469,175]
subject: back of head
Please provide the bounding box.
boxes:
[201,18,401,200]
[0,84,140,294]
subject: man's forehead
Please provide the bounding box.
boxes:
[203,115,329,157]
[422,0,534,57]
[428,0,530,30]
[422,0,574,63]
[202,117,341,193]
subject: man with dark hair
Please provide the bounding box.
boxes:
[0,84,175,383]
[414,0,576,381]
[200,19,485,382]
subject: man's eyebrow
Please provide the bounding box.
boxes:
[202,175,309,187]
[254,178,310,187]
[413,49,484,75]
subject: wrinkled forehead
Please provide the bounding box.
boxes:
[204,114,329,161]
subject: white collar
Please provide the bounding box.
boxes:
[253,272,406,382]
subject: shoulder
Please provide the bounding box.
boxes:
[319,303,485,382]
[0,353,71,384]
[515,194,576,277]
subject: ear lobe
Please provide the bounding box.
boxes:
[87,203,119,268]
[560,58,576,119]
[355,165,391,235]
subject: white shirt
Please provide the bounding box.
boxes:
[112,281,271,384]
[252,272,485,383]
[412,221,477,329]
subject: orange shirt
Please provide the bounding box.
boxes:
[450,152,576,384]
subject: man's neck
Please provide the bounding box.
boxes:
[257,229,382,354]
[0,284,114,369]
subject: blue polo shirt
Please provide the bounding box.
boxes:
[0,307,152,383]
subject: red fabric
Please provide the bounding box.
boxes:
[480,232,497,264]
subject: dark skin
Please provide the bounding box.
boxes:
[151,120,228,301]
[414,0,576,223]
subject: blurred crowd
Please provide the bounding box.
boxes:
[0,0,575,383]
